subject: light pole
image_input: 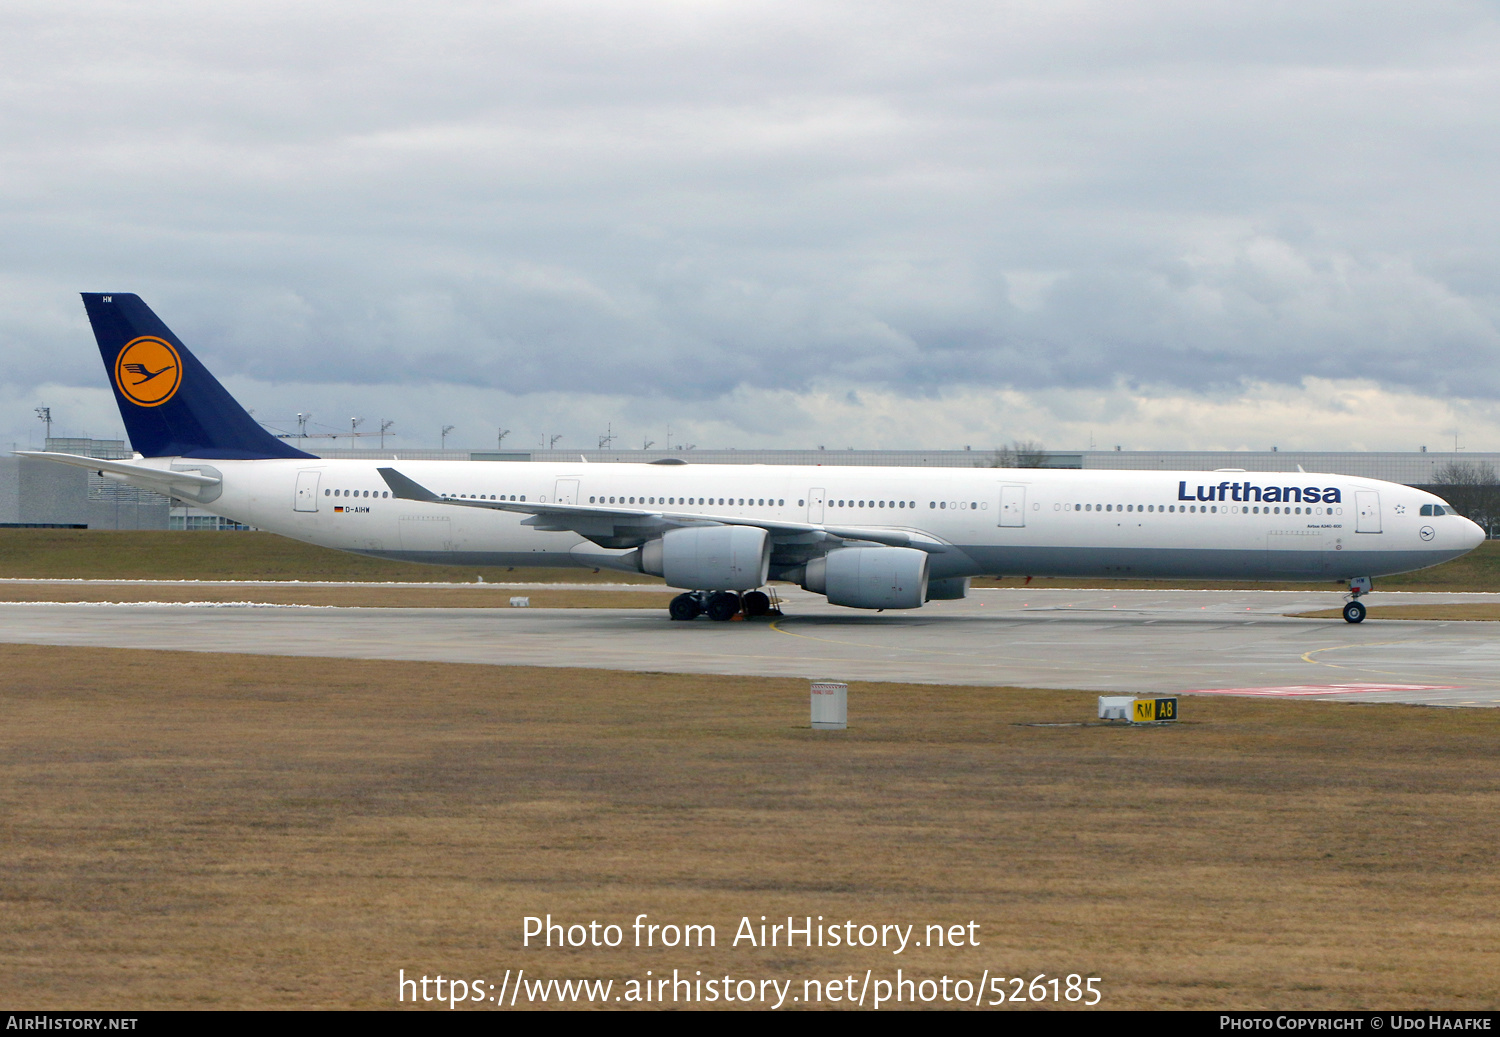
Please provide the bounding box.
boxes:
[441,425,455,449]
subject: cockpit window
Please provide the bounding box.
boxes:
[1421,504,1453,517]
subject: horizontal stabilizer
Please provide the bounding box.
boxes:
[15,451,222,489]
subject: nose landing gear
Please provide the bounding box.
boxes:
[1342,576,1372,624]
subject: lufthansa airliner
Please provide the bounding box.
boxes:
[21,294,1487,623]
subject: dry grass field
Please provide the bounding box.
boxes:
[1,644,1497,1011]
[1,529,1496,591]
[1294,604,1500,622]
[0,582,674,609]
[0,529,660,583]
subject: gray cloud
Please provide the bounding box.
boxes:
[3,1,1500,448]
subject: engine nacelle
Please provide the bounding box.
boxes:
[803,547,929,610]
[640,525,771,591]
[926,576,969,601]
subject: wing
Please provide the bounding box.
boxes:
[376,467,953,556]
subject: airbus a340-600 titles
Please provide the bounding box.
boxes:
[22,294,1486,624]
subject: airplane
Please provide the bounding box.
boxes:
[19,293,1488,624]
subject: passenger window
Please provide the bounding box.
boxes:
[940,502,947,509]
[324,489,330,496]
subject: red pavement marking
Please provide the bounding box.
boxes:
[1181,683,1461,697]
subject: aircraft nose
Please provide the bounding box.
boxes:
[1461,516,1487,549]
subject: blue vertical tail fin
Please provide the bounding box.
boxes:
[81,293,314,459]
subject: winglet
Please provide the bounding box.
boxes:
[378,467,443,503]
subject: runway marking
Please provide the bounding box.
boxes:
[1181,683,1462,697]
[1300,639,1500,689]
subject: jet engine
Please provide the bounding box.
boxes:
[802,547,929,610]
[925,576,970,601]
[639,525,771,591]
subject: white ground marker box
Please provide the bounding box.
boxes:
[1098,696,1134,721]
[509,597,530,607]
[1099,695,1179,724]
[811,681,848,730]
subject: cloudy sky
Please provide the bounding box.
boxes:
[4,0,1500,454]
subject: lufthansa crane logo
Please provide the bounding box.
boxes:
[113,336,182,407]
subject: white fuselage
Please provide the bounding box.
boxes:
[154,458,1485,585]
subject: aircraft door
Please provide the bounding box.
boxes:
[1356,491,1382,533]
[294,470,321,512]
[808,488,826,523]
[555,479,580,506]
[999,485,1026,527]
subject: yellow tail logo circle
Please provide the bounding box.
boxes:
[114,336,182,407]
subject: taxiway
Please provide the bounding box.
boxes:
[0,585,1496,707]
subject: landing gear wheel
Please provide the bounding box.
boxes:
[1342,600,1366,624]
[669,593,702,621]
[705,591,742,622]
[742,591,771,617]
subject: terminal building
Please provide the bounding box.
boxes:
[1,438,169,530]
[3,439,1497,533]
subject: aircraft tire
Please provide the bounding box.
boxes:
[669,593,702,621]
[705,591,741,622]
[1342,600,1366,624]
[742,590,771,617]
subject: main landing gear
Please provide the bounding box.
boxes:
[668,589,779,621]
[1342,576,1372,624]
